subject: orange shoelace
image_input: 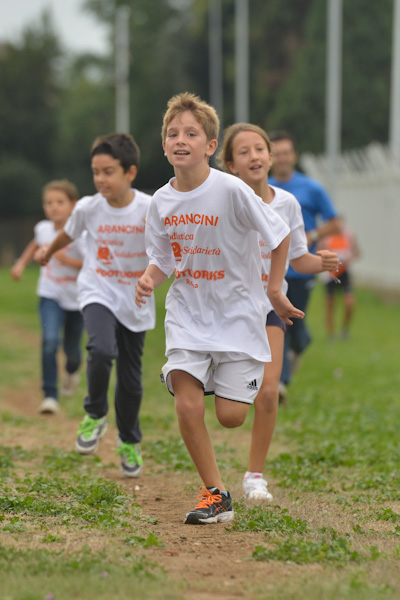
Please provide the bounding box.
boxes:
[194,486,222,509]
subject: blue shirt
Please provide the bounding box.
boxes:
[269,170,338,279]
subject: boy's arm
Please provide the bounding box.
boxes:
[267,234,305,325]
[10,239,39,280]
[39,230,73,265]
[135,264,168,308]
[290,250,338,274]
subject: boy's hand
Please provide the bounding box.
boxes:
[268,290,305,326]
[135,275,154,307]
[316,250,339,272]
[34,245,49,265]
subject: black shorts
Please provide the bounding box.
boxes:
[266,310,286,332]
[326,270,352,295]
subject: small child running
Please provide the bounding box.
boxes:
[11,179,84,414]
[40,134,155,478]
[217,122,338,502]
[135,93,304,524]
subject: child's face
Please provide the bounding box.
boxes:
[228,130,272,187]
[163,110,217,171]
[43,189,74,228]
[91,154,137,203]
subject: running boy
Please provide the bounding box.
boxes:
[40,134,155,478]
[11,180,84,414]
[217,123,338,502]
[135,93,304,524]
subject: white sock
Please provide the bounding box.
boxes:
[244,471,263,479]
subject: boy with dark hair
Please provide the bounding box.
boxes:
[41,133,155,478]
[135,93,304,523]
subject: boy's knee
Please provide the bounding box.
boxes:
[88,347,116,364]
[175,395,203,421]
[217,412,247,428]
[215,401,248,428]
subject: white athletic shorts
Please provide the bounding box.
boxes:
[162,349,264,404]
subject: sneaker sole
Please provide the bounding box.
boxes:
[120,464,143,478]
[185,510,234,525]
[75,423,108,455]
[245,492,273,501]
[38,402,59,415]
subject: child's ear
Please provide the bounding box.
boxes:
[128,165,138,182]
[226,161,237,175]
[206,138,218,157]
[162,140,166,156]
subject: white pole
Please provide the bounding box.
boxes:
[389,0,400,164]
[325,0,342,199]
[209,0,223,130]
[115,6,131,133]
[235,0,249,122]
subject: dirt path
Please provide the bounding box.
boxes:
[1,381,304,599]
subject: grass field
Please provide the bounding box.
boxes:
[1,266,400,600]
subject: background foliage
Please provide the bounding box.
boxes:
[0,0,394,216]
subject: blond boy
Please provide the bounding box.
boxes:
[136,93,303,524]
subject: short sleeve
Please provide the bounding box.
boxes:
[145,200,176,277]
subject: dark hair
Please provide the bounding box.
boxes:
[91,133,140,171]
[268,130,296,147]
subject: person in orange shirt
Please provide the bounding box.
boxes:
[319,219,360,340]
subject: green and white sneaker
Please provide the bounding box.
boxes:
[116,437,143,478]
[75,416,107,455]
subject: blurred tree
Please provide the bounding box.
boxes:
[257,0,393,154]
[0,12,62,215]
[84,0,206,190]
[0,0,394,217]
[55,53,115,197]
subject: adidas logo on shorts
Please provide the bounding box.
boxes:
[246,379,258,391]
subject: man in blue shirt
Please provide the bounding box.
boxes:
[269,131,340,402]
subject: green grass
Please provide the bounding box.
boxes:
[1,266,400,599]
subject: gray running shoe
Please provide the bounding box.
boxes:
[116,437,143,478]
[75,416,107,455]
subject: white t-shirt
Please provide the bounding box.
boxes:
[260,186,308,314]
[146,168,290,362]
[34,220,85,311]
[64,190,155,332]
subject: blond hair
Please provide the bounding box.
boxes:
[161,92,220,141]
[42,179,79,202]
[216,123,272,172]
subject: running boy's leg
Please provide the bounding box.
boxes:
[82,303,118,418]
[172,370,224,490]
[39,297,65,401]
[114,325,145,444]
